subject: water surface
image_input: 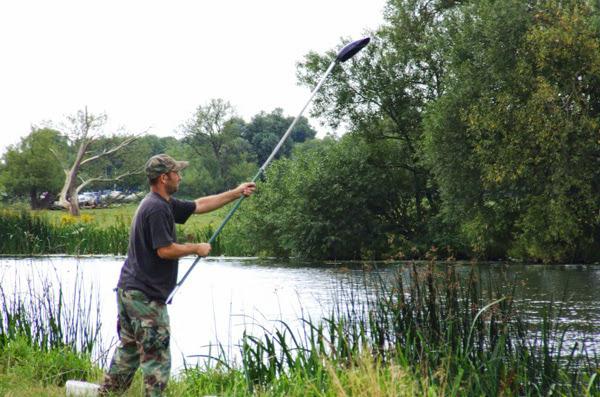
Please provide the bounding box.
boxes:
[1,257,598,373]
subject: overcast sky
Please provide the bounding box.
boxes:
[0,0,386,155]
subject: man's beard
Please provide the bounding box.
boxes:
[166,184,178,195]
[165,175,179,195]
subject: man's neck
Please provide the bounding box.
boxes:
[151,185,171,201]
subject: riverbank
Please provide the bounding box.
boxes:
[1,347,428,397]
[2,203,599,263]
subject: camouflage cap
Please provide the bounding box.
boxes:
[145,154,189,179]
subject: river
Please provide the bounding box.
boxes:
[1,256,599,374]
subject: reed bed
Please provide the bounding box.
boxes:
[0,279,100,354]
[178,263,599,396]
[0,209,129,255]
[0,274,102,390]
[0,209,230,256]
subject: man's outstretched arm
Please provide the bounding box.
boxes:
[194,182,256,214]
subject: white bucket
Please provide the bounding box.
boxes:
[65,380,100,396]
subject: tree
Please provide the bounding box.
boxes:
[424,0,600,261]
[81,134,177,193]
[182,99,236,179]
[243,108,317,165]
[0,128,67,209]
[296,0,452,237]
[54,108,141,216]
[181,99,258,193]
[235,134,414,259]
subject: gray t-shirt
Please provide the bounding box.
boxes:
[117,192,196,303]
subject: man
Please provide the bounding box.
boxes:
[100,154,255,396]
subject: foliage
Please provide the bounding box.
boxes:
[424,0,600,262]
[0,128,67,209]
[81,134,171,192]
[3,103,318,206]
[3,0,600,262]
[53,108,141,216]
[297,0,447,235]
[0,209,130,255]
[180,99,256,192]
[1,264,599,395]
[242,108,317,165]
[0,205,231,256]
[172,264,599,396]
[180,102,318,196]
[232,134,417,260]
[293,0,600,262]
[0,277,101,394]
[0,338,99,395]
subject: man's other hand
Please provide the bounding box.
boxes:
[195,243,211,257]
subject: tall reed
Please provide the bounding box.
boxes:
[0,210,129,255]
[0,209,234,256]
[0,272,102,387]
[0,273,101,354]
[196,263,599,396]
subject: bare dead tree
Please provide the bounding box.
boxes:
[54,107,142,216]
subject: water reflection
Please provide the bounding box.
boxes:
[1,257,598,374]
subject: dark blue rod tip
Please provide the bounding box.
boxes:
[336,37,370,63]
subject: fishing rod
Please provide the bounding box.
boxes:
[167,37,370,304]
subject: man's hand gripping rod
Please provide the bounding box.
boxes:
[167,37,370,304]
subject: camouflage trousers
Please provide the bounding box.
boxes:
[100,288,171,397]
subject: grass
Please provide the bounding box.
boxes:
[165,352,427,396]
[38,201,230,231]
[0,337,101,396]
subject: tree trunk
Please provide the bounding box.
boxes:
[30,190,55,210]
[29,189,40,210]
[39,192,55,210]
[58,141,88,216]
[68,183,80,216]
[59,166,83,216]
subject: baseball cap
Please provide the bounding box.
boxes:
[145,154,189,179]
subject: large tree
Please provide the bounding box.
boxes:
[182,99,236,178]
[424,0,600,261]
[242,108,317,165]
[297,0,451,239]
[292,0,600,262]
[55,108,140,216]
[0,128,67,209]
[181,99,256,193]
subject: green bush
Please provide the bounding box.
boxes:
[230,134,416,260]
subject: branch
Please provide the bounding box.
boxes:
[80,135,139,166]
[371,161,418,173]
[75,168,144,194]
[49,148,69,173]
